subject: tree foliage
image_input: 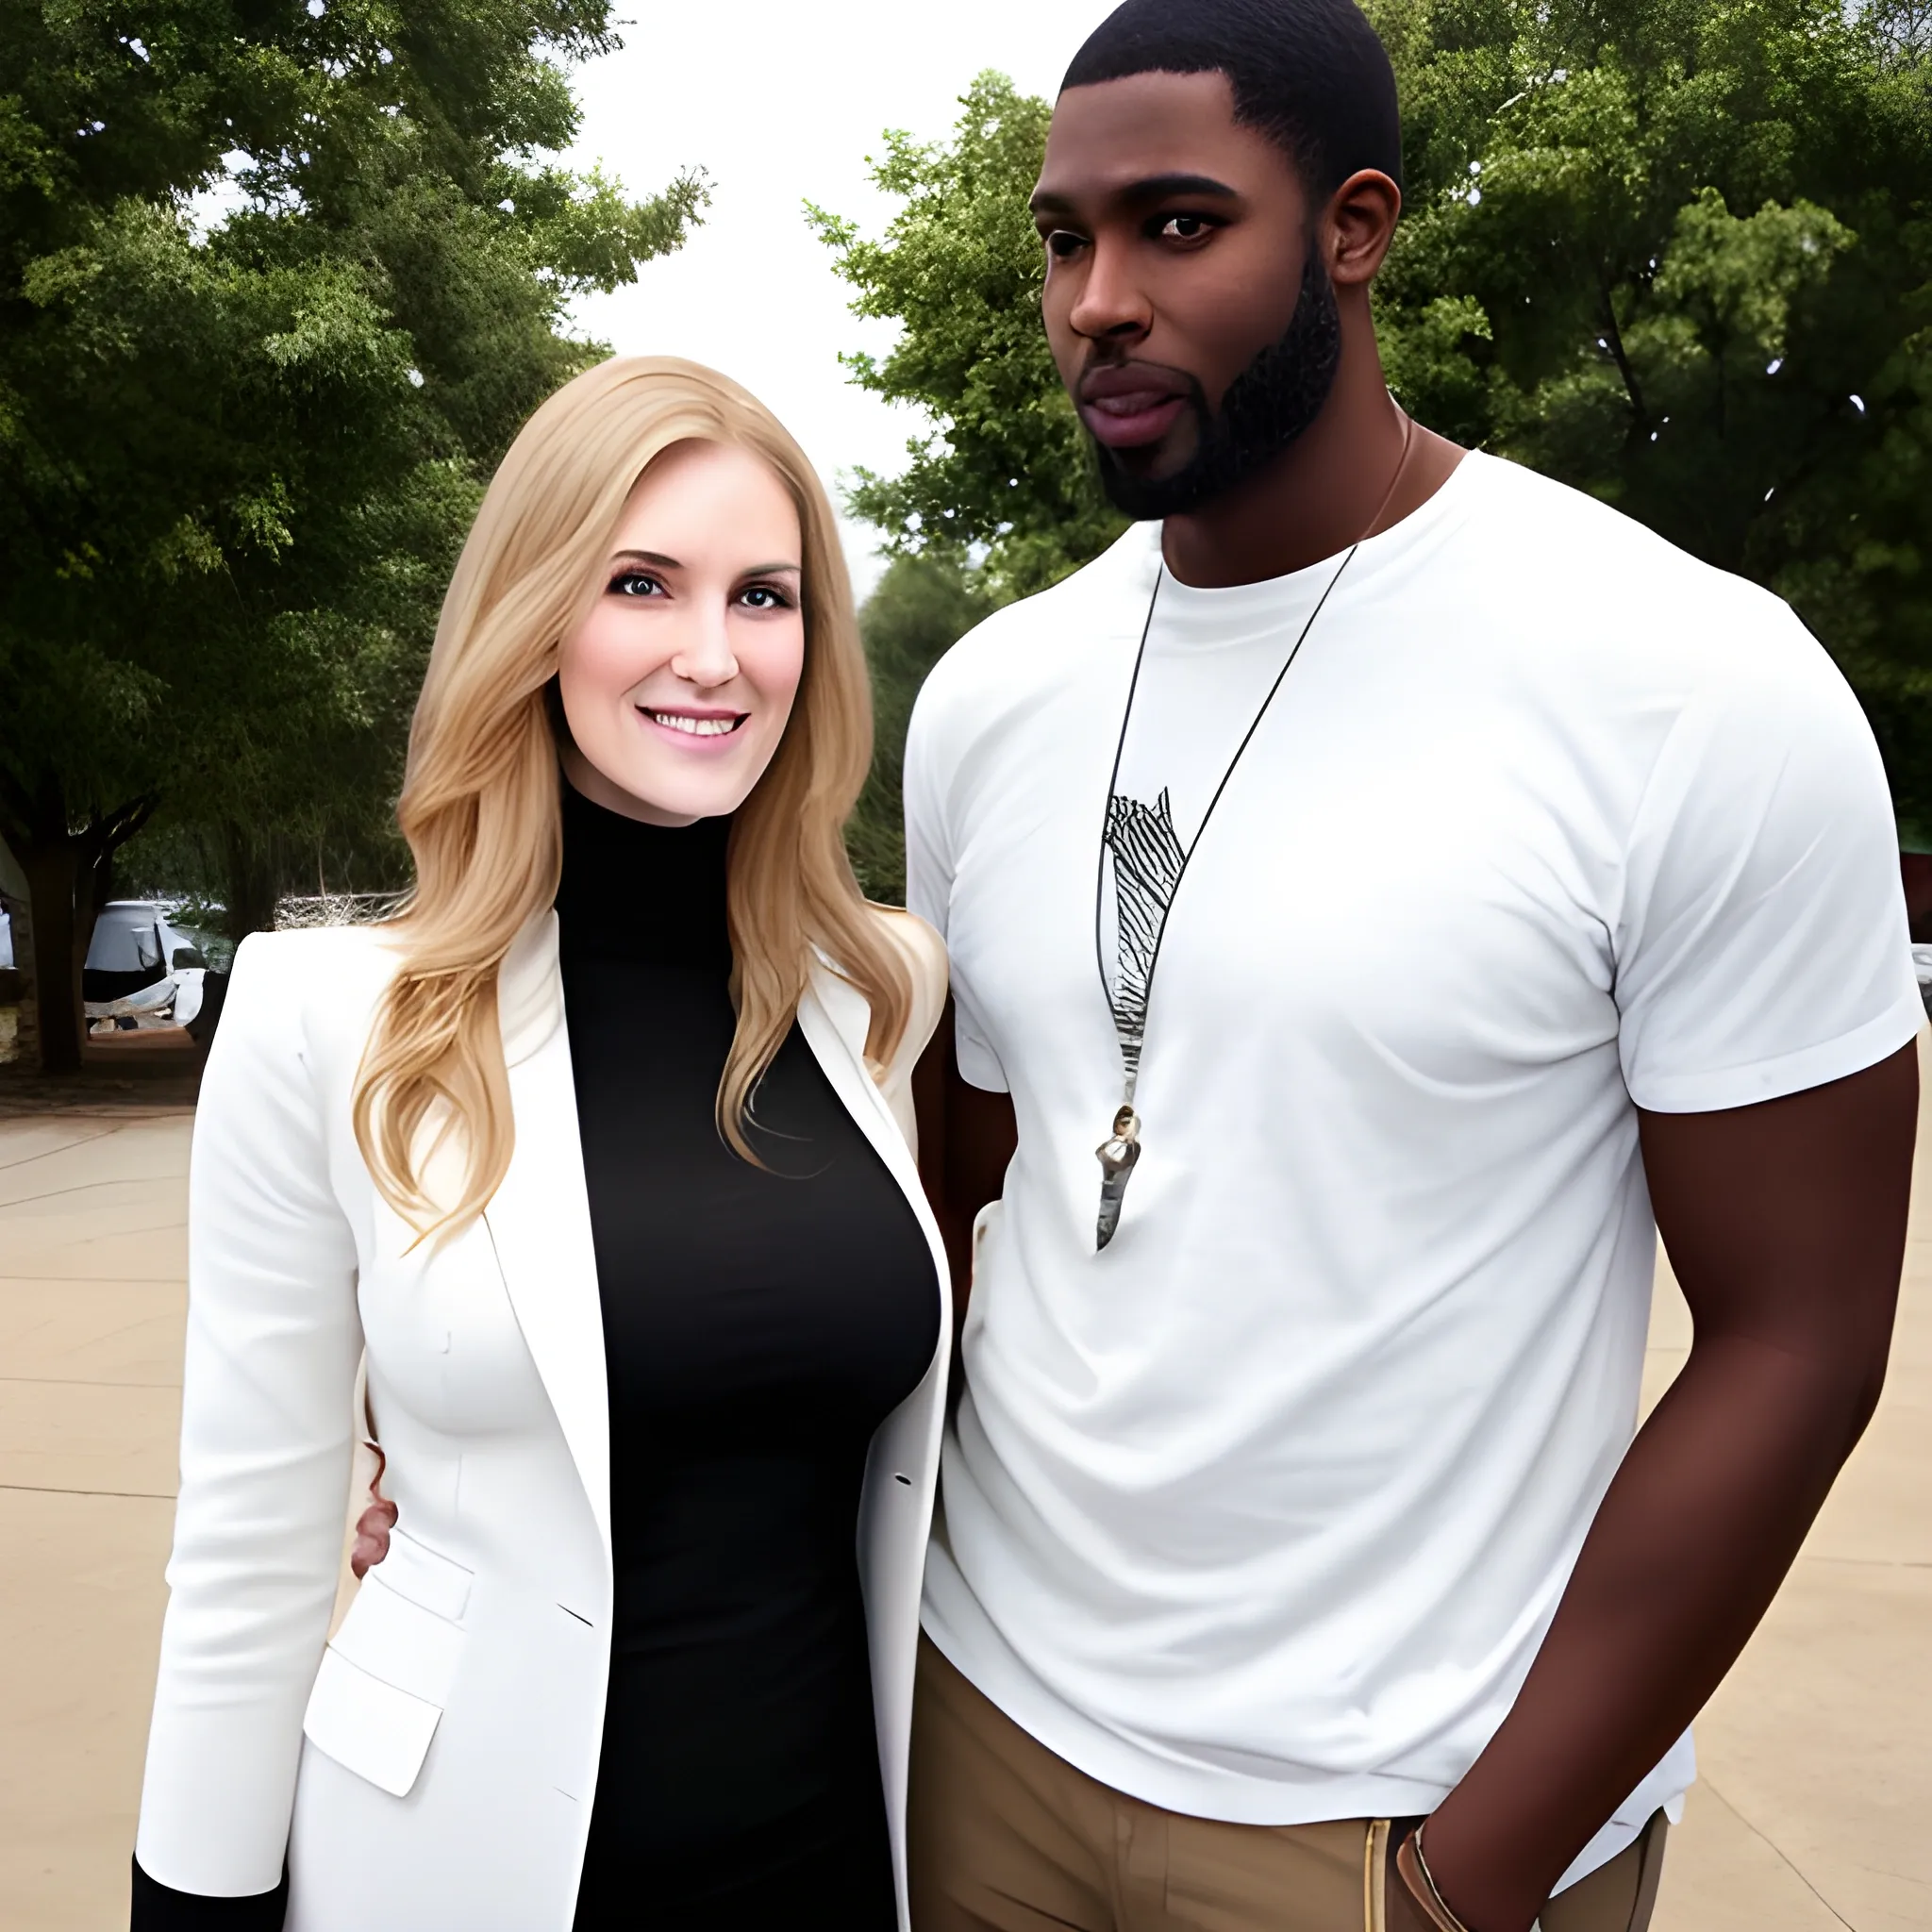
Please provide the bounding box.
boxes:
[817,13,1932,824]
[848,553,1004,904]
[809,75,1125,600]
[0,0,703,1065]
[1363,0,1932,824]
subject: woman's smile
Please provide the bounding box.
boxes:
[638,705,750,747]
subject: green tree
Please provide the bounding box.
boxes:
[1366,0,1932,821]
[809,74,1125,601]
[0,2,703,1068]
[818,17,1932,824]
[848,553,1005,904]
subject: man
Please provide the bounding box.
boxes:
[901,2,1920,1928]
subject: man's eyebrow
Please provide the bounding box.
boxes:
[1030,172,1242,215]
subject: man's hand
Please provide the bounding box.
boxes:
[350,1441,396,1580]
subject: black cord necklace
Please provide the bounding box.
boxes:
[1089,414,1417,1251]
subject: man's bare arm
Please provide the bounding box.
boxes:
[1408,1043,1917,1931]
[912,996,1018,1323]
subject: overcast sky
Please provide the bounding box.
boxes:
[558,0,1112,592]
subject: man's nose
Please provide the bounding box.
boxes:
[670,603,739,687]
[1066,239,1152,344]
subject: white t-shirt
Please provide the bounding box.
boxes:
[1100,543,1378,1114]
[905,451,1920,1888]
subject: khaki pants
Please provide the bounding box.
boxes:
[910,1638,1668,1932]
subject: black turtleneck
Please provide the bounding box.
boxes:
[556,782,937,1925]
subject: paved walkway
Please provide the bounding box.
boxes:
[1,1108,192,1930]
[2,1059,1928,1929]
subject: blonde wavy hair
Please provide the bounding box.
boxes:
[353,355,910,1238]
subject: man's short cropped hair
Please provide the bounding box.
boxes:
[1061,0,1404,201]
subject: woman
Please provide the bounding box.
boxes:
[131,357,951,1929]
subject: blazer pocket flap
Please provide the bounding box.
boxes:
[373,1526,473,1624]
[332,1555,466,1707]
[303,1646,441,1798]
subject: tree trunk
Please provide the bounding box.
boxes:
[0,784,160,1074]
[223,823,284,942]
[20,835,84,1074]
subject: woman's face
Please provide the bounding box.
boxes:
[557,439,807,824]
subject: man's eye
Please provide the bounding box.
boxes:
[1159,214,1215,242]
[1043,229,1087,259]
[609,571,664,598]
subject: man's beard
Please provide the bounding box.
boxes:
[1090,247,1343,522]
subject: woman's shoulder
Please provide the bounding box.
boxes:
[862,904,948,1065]
[219,924,406,1065]
[229,922,403,999]
[864,903,945,979]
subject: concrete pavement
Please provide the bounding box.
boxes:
[1,1110,191,1931]
[2,1059,1928,1929]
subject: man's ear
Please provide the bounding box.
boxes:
[1325,168,1402,289]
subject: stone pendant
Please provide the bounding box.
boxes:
[1094,1104,1141,1250]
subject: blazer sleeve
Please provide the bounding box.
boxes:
[134,933,364,1900]
[871,908,949,1155]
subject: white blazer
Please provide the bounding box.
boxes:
[135,907,952,1930]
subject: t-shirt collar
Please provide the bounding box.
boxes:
[1137,449,1486,650]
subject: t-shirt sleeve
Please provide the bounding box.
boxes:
[1614,608,1921,1113]
[904,675,1010,1093]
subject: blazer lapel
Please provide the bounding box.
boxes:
[797,966,952,1303]
[474,924,939,1585]
[481,915,612,1570]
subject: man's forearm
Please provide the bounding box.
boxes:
[1417,1325,1883,1930]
